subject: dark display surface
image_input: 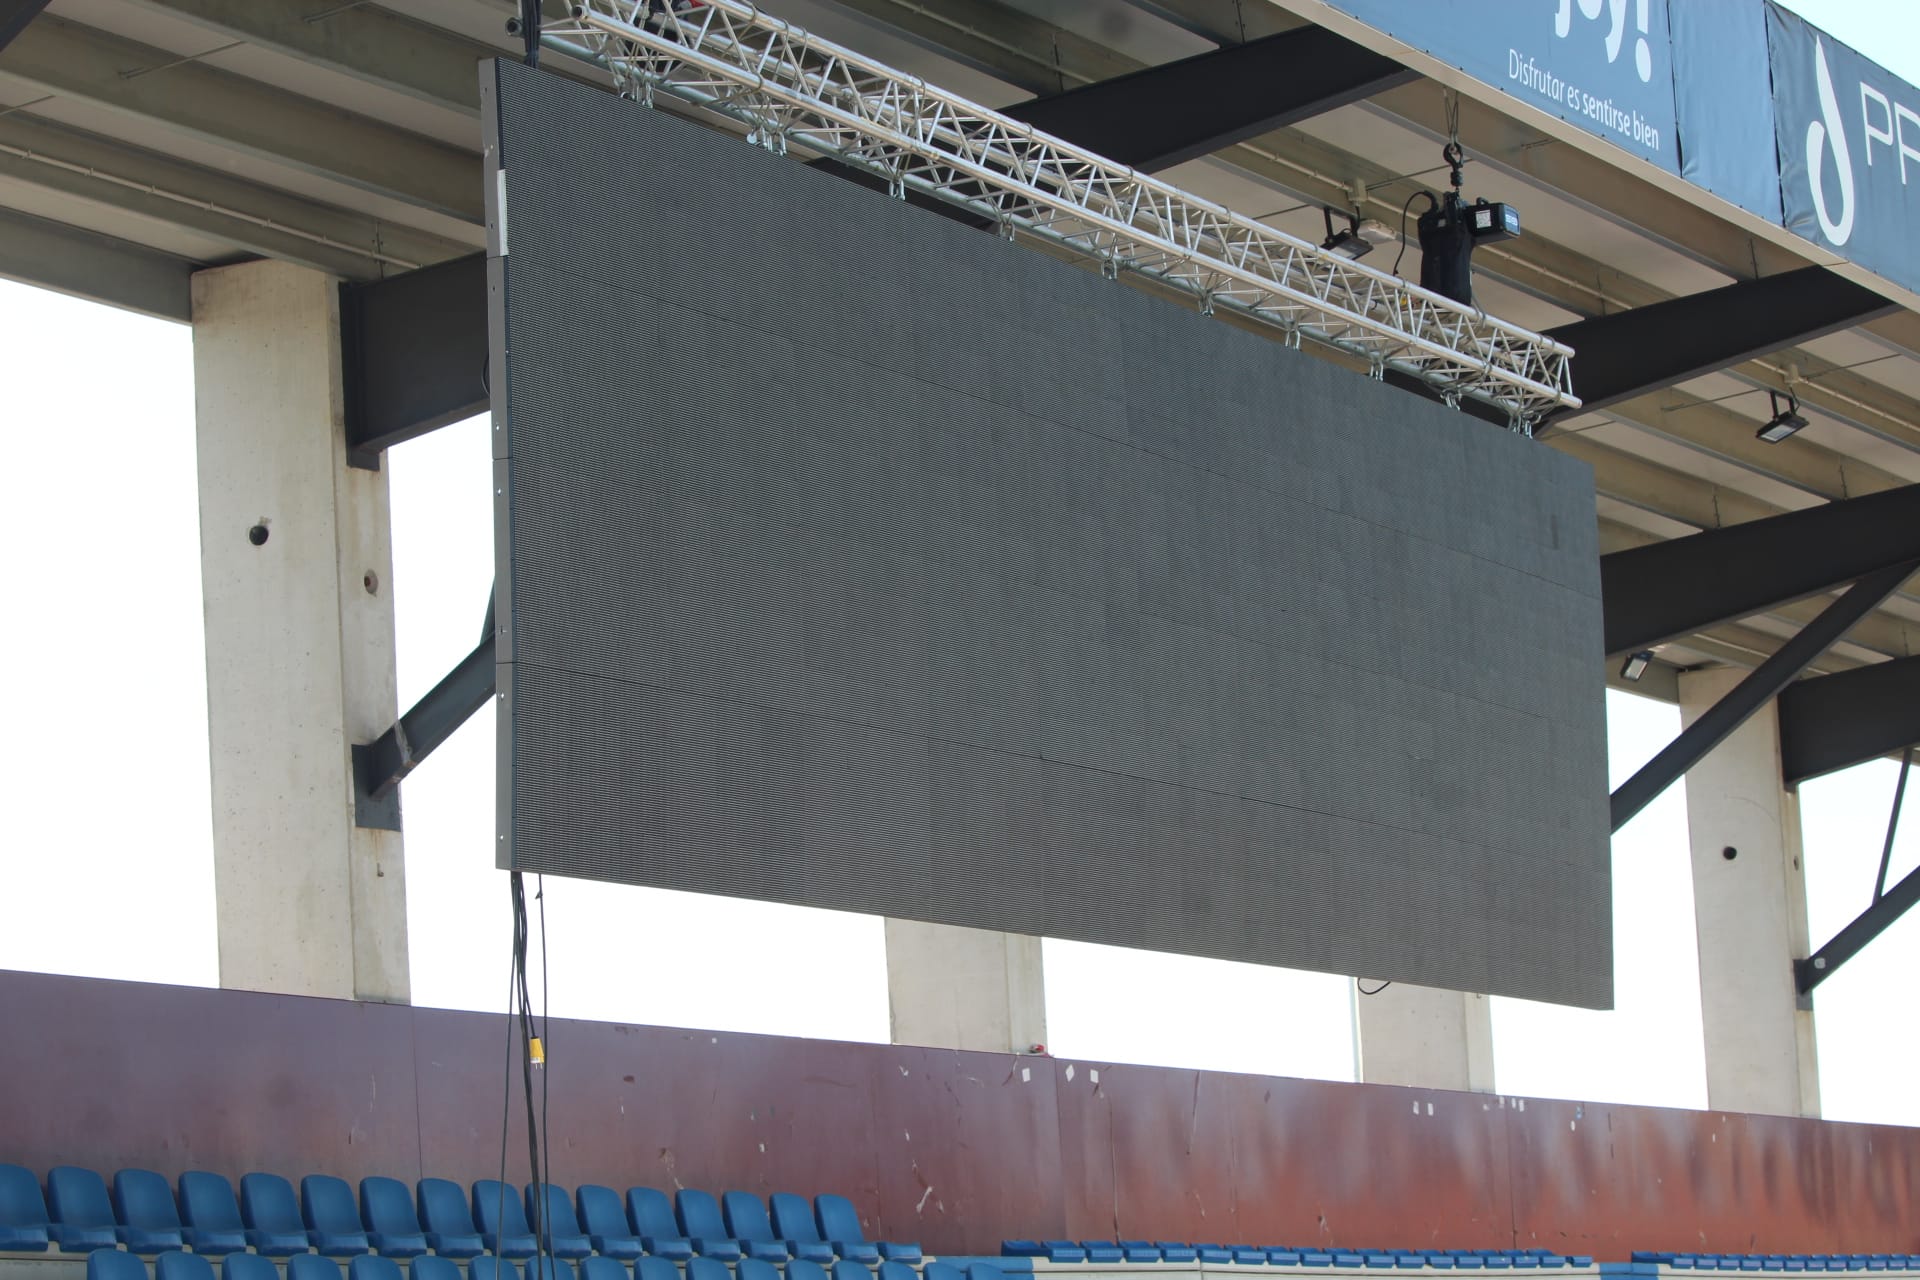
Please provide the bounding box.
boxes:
[487,61,1611,1006]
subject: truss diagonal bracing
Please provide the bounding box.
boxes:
[544,0,1579,427]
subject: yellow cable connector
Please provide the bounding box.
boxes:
[529,1036,545,1067]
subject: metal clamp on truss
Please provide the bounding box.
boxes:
[543,0,1581,425]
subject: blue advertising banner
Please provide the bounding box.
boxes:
[1767,3,1920,297]
[1669,1,1781,222]
[1324,0,1680,174]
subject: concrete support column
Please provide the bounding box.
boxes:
[1353,981,1496,1092]
[885,921,1046,1052]
[192,259,408,1003]
[1679,667,1819,1116]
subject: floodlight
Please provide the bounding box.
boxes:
[1757,390,1807,443]
[1620,650,1655,682]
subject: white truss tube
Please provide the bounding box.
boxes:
[546,0,1580,425]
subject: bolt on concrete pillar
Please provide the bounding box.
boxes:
[192,259,409,1003]
[1353,980,1496,1092]
[1679,666,1819,1116]
[885,920,1047,1053]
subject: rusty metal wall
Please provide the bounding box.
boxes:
[3,969,1915,1256]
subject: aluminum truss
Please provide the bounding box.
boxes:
[543,0,1580,427]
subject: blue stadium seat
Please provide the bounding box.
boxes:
[358,1178,427,1258]
[48,1169,123,1254]
[875,1263,914,1280]
[787,1259,832,1280]
[223,1253,279,1280]
[686,1258,732,1280]
[637,1257,682,1280]
[89,1249,149,1280]
[524,1185,593,1259]
[966,1266,1004,1280]
[158,1251,216,1280]
[999,1244,1042,1259]
[1266,1248,1302,1265]
[289,1255,344,1280]
[178,1175,249,1257]
[814,1196,916,1265]
[1081,1243,1123,1265]
[112,1171,186,1255]
[470,1182,537,1259]
[1118,1243,1161,1263]
[922,1265,964,1280]
[675,1191,742,1262]
[303,1177,371,1257]
[580,1257,631,1280]
[527,1261,575,1280]
[413,1259,464,1280]
[416,1180,484,1260]
[575,1187,641,1261]
[351,1257,405,1280]
[1194,1245,1233,1265]
[835,1262,877,1280]
[769,1196,834,1266]
[627,1189,694,1262]
[1153,1244,1198,1264]
[1298,1249,1334,1267]
[471,1259,519,1280]
[0,1163,52,1251]
[723,1192,792,1263]
[737,1258,782,1280]
[1036,1243,1085,1264]
[240,1174,312,1256]
[1365,1254,1398,1269]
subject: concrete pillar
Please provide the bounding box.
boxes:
[1679,667,1819,1116]
[885,920,1046,1052]
[1353,981,1496,1092]
[192,259,409,1003]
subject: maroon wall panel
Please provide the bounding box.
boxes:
[4,969,1919,1257]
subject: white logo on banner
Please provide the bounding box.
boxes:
[1806,36,1856,245]
[1553,0,1653,82]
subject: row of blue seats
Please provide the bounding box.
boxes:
[86,1251,1001,1280]
[0,1167,919,1266]
[1003,1245,1597,1269]
[1630,1256,1920,1273]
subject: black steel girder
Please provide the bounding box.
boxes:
[1600,482,1920,656]
[1609,560,1917,832]
[340,251,486,470]
[1544,266,1896,415]
[1796,858,1920,996]
[352,632,496,830]
[1001,25,1414,172]
[0,0,49,52]
[1779,654,1920,786]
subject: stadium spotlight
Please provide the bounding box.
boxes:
[1757,390,1808,443]
[1321,207,1390,260]
[1620,650,1655,682]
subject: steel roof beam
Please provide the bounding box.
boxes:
[339,251,487,469]
[0,16,481,223]
[118,0,497,112]
[0,205,190,320]
[1796,853,1920,997]
[1601,484,1920,655]
[1545,268,1897,415]
[1779,657,1920,787]
[0,113,473,278]
[0,0,46,53]
[1002,25,1414,172]
[1610,561,1916,831]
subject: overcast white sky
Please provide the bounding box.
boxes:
[0,0,1916,1124]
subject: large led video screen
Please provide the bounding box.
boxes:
[486,60,1613,1007]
